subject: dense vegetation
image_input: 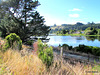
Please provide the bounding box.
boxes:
[0,0,50,42]
[4,33,22,50]
[37,39,53,67]
[50,22,100,35]
[61,44,100,56]
[0,33,22,51]
[85,27,98,35]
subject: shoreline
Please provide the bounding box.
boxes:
[55,34,100,36]
[53,47,100,64]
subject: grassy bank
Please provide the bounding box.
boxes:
[0,48,100,75]
[0,37,100,75]
[57,33,100,36]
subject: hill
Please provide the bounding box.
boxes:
[50,22,100,33]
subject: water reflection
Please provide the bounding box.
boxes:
[85,36,100,41]
[47,36,100,47]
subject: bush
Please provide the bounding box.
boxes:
[62,44,69,50]
[69,46,72,50]
[85,30,93,35]
[37,39,53,68]
[25,40,33,46]
[3,33,22,51]
[75,44,100,56]
[98,29,100,35]
[62,44,69,47]
[92,47,100,56]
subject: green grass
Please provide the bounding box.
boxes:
[93,64,100,72]
[57,33,100,36]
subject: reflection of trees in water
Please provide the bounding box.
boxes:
[97,36,100,41]
[85,36,96,41]
[85,36,100,41]
[76,36,84,40]
[71,36,84,40]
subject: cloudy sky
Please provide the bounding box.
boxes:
[37,0,100,26]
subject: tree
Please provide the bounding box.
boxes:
[62,29,66,34]
[0,0,50,41]
[85,27,98,35]
[76,22,84,26]
[0,14,18,37]
[29,11,51,37]
[0,14,27,40]
[98,29,100,35]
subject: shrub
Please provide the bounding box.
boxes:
[3,33,22,51]
[62,44,69,47]
[62,44,69,50]
[69,46,72,50]
[75,44,100,56]
[98,29,100,35]
[37,39,53,68]
[85,30,93,35]
[92,47,100,56]
[25,40,33,46]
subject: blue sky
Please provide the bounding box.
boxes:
[37,0,100,26]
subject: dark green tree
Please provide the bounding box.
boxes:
[29,11,51,37]
[0,0,50,41]
[98,29,100,35]
[62,29,66,34]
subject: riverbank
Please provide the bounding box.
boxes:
[0,46,100,75]
[56,33,100,36]
[0,37,100,74]
[53,46,100,64]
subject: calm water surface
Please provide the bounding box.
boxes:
[47,36,100,47]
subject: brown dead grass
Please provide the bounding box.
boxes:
[0,48,100,75]
[0,39,99,75]
[0,49,45,75]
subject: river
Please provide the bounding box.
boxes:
[47,35,100,47]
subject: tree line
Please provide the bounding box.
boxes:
[50,22,100,34]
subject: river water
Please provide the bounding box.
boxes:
[46,36,100,63]
[47,36,100,47]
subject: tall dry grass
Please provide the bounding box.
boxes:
[0,49,100,75]
[0,49,45,75]
[0,38,99,75]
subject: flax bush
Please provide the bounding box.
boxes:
[37,39,53,68]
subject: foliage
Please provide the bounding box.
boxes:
[0,0,50,41]
[62,30,66,34]
[3,33,22,51]
[51,22,100,35]
[0,14,22,38]
[84,27,98,35]
[85,36,97,41]
[75,45,100,56]
[25,40,33,46]
[85,30,93,35]
[62,44,72,50]
[37,39,53,67]
[97,29,100,35]
[62,44,69,47]
[29,11,51,37]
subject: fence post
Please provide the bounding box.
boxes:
[60,47,63,57]
[60,47,63,75]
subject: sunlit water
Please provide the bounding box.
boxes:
[47,36,100,47]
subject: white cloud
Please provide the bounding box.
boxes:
[69,8,82,11]
[69,14,79,18]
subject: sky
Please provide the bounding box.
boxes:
[37,0,100,26]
